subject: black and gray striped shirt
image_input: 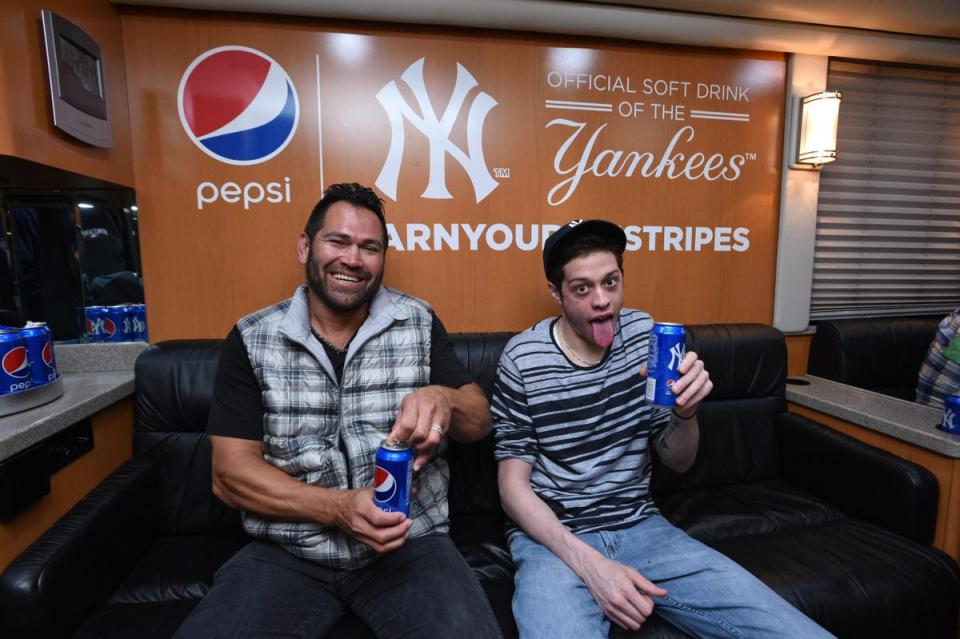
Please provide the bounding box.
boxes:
[492,309,671,537]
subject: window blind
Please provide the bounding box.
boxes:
[810,59,960,319]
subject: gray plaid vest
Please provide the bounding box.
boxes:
[237,285,449,569]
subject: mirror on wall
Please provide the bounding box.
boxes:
[0,155,143,342]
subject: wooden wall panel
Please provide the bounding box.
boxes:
[786,334,812,377]
[0,398,133,572]
[0,0,134,186]
[120,10,785,339]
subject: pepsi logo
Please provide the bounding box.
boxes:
[42,341,54,368]
[374,466,397,502]
[178,46,300,165]
[2,346,29,379]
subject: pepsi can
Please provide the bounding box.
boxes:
[938,395,960,435]
[85,306,109,342]
[645,322,686,407]
[131,304,148,342]
[373,440,414,516]
[21,322,57,386]
[104,306,130,342]
[0,329,31,395]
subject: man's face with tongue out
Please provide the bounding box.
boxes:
[549,250,624,350]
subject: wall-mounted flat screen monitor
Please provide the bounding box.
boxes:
[40,10,112,148]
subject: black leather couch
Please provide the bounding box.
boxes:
[2,324,959,638]
[808,316,942,401]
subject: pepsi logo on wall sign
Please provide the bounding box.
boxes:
[178,46,300,165]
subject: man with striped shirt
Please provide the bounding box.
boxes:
[493,219,833,638]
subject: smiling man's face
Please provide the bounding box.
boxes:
[300,201,386,314]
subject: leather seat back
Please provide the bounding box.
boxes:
[654,323,787,495]
[808,317,940,400]
[134,340,240,535]
[446,333,514,541]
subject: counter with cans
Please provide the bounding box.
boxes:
[0,369,135,462]
[0,339,146,462]
[786,374,960,458]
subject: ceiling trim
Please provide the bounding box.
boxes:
[112,0,960,68]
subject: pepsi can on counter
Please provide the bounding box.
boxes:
[105,306,131,342]
[85,306,109,342]
[131,304,148,341]
[939,395,960,435]
[21,322,57,387]
[373,440,414,516]
[645,322,686,407]
[0,329,31,395]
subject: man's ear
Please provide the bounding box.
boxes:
[548,282,563,306]
[297,233,310,265]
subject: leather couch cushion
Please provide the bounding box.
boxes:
[72,600,198,639]
[657,479,845,543]
[135,431,241,536]
[712,518,960,639]
[109,533,252,604]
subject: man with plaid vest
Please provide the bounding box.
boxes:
[174,183,502,639]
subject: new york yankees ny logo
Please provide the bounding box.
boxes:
[668,342,686,371]
[375,58,499,203]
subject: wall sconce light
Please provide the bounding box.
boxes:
[791,90,842,169]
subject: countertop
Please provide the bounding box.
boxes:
[786,374,960,459]
[0,342,148,461]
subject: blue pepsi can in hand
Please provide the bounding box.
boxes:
[21,322,57,386]
[939,395,960,435]
[645,322,686,407]
[373,440,414,516]
[0,329,31,395]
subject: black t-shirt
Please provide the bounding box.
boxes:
[207,312,472,441]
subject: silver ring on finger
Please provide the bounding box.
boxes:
[430,423,445,436]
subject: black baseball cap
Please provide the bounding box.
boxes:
[543,219,627,277]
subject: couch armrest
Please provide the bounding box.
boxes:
[778,412,938,545]
[0,457,159,639]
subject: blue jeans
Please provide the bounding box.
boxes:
[509,515,835,639]
[174,533,502,639]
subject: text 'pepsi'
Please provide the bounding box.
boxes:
[196,177,292,210]
[373,440,414,516]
